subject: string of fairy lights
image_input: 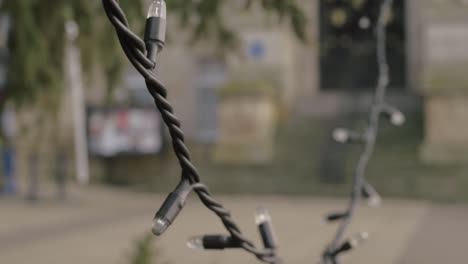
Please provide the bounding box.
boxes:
[103,0,281,263]
[102,0,403,263]
[322,0,405,263]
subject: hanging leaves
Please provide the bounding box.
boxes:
[0,0,307,107]
[1,0,66,107]
[173,0,308,48]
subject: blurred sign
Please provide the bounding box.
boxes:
[88,108,163,157]
[248,40,266,61]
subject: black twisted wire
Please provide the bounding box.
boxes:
[102,1,278,263]
[322,0,395,263]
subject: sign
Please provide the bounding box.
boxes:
[248,40,266,61]
[88,108,163,157]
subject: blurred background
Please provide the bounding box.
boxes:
[1,0,468,263]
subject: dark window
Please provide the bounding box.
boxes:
[319,0,406,91]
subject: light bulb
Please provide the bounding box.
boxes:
[186,235,238,250]
[333,128,364,144]
[145,0,168,61]
[147,0,167,19]
[368,195,382,207]
[255,207,271,225]
[362,182,382,208]
[255,207,278,249]
[391,111,405,126]
[151,181,191,236]
[350,232,369,247]
[187,236,204,250]
[333,128,349,143]
[381,104,405,126]
[359,16,371,29]
[152,217,170,236]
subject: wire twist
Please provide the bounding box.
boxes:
[322,0,396,263]
[102,0,279,263]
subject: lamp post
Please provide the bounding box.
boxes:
[65,21,90,186]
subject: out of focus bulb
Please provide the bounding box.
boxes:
[152,218,170,236]
[255,207,279,249]
[333,128,349,143]
[368,195,382,208]
[361,183,382,207]
[187,236,204,250]
[391,111,405,126]
[255,207,272,225]
[350,232,369,247]
[147,0,167,19]
[359,16,371,29]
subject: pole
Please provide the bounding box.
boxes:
[66,21,90,185]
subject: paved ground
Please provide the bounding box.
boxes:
[0,185,467,264]
[398,204,468,264]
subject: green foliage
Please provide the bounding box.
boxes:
[169,0,307,49]
[70,1,144,97]
[1,0,66,107]
[260,0,308,41]
[0,0,144,107]
[0,0,307,107]
[131,234,156,264]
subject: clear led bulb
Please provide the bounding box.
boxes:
[187,236,204,250]
[391,111,405,126]
[368,195,382,208]
[361,182,382,208]
[147,0,167,19]
[255,207,278,249]
[333,128,349,143]
[255,207,271,225]
[152,218,170,236]
[350,232,369,247]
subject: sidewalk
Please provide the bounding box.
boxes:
[0,185,463,264]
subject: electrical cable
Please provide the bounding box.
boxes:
[102,1,281,263]
[321,0,403,263]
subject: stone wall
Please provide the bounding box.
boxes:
[156,0,320,139]
[416,0,468,163]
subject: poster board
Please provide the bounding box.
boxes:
[87,107,163,157]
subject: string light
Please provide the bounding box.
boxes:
[329,232,370,257]
[102,1,280,263]
[103,0,399,263]
[332,128,366,144]
[322,0,402,263]
[380,104,406,126]
[325,212,349,223]
[361,181,382,207]
[152,180,191,236]
[145,0,166,63]
[187,235,242,250]
[255,207,279,250]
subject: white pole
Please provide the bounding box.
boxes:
[66,21,90,185]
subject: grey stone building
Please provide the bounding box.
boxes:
[129,0,468,165]
[57,0,468,191]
